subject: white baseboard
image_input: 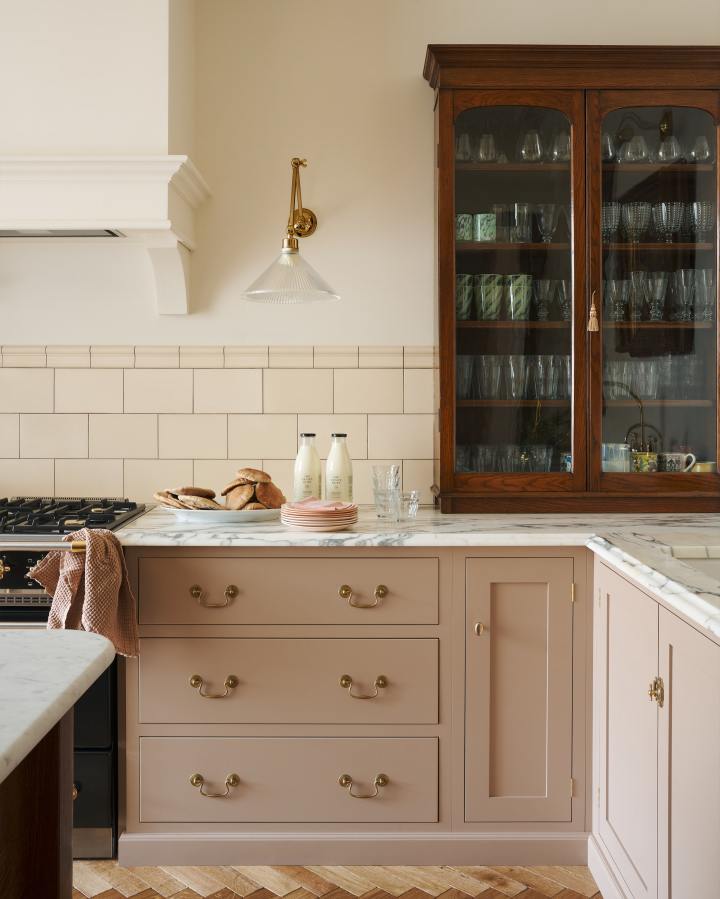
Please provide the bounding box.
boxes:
[118,830,589,866]
[588,833,627,899]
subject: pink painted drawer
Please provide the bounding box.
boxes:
[138,637,438,724]
[139,736,438,823]
[138,557,438,625]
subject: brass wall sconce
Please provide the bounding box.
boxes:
[243,157,340,304]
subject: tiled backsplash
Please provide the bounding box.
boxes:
[0,346,438,504]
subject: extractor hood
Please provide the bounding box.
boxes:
[0,155,209,314]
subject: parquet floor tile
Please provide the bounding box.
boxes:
[72,864,601,899]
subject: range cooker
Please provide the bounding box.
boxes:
[0,497,145,858]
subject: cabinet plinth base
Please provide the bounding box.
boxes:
[440,492,720,513]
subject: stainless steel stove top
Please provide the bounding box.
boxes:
[0,497,145,542]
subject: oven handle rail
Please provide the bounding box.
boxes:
[0,541,86,553]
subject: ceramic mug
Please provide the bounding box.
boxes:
[658,452,696,472]
[633,451,658,473]
[473,212,496,242]
[559,452,572,473]
[693,461,717,473]
[455,213,473,241]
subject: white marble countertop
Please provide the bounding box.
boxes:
[0,630,115,785]
[117,507,720,643]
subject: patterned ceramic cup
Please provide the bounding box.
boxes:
[632,451,658,473]
[473,213,496,242]
[507,274,532,320]
[478,274,504,320]
[455,214,473,241]
[658,452,696,472]
[455,274,475,320]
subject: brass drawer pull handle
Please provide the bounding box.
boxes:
[189,772,240,797]
[189,674,239,698]
[189,584,238,607]
[339,584,388,608]
[338,773,388,798]
[339,674,388,699]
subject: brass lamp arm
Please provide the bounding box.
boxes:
[285,157,318,246]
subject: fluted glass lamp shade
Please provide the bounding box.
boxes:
[243,245,340,304]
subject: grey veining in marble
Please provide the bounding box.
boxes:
[117,506,720,644]
[0,630,115,785]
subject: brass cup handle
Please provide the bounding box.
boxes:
[339,584,388,608]
[189,674,239,698]
[338,773,389,798]
[189,772,240,798]
[339,674,388,699]
[189,584,238,607]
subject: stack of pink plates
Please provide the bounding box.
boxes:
[281,498,359,531]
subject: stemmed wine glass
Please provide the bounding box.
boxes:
[621,202,651,243]
[601,202,621,242]
[605,279,629,322]
[647,272,669,321]
[555,279,571,321]
[694,268,716,321]
[533,280,553,321]
[673,269,696,322]
[476,133,497,163]
[536,204,560,243]
[629,270,648,321]
[651,201,684,243]
[689,201,715,240]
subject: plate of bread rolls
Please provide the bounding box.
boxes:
[153,467,285,523]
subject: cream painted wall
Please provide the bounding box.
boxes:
[2,0,720,345]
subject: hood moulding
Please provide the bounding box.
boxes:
[0,155,210,315]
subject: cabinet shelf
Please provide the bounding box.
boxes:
[604,399,712,407]
[457,321,571,329]
[456,162,570,172]
[603,163,714,173]
[457,241,570,252]
[458,399,571,407]
[604,242,714,251]
[603,321,714,329]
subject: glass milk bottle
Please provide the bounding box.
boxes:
[325,433,353,501]
[293,433,322,500]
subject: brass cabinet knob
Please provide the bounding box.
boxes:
[224,584,239,600]
[474,621,486,636]
[189,584,203,600]
[338,584,353,600]
[189,673,239,698]
[338,773,389,798]
[339,674,388,699]
[189,772,240,797]
[72,783,79,801]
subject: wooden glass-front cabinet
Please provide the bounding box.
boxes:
[424,46,720,512]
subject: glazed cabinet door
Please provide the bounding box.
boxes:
[588,90,720,498]
[440,89,587,502]
[594,562,659,899]
[658,608,720,899]
[465,557,573,821]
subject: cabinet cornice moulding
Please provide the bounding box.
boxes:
[0,155,210,316]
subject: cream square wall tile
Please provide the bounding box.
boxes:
[402,459,436,504]
[46,346,91,367]
[404,369,435,413]
[368,414,434,459]
[269,346,314,368]
[0,459,54,496]
[194,369,262,413]
[193,459,262,496]
[0,415,19,457]
[124,459,193,501]
[21,414,88,459]
[225,346,268,368]
[313,347,358,368]
[359,346,403,368]
[297,415,368,459]
[228,415,297,459]
[55,369,123,413]
[135,346,179,368]
[404,346,438,369]
[262,459,294,500]
[90,414,157,458]
[180,346,224,368]
[91,346,135,368]
[2,346,46,367]
[0,369,54,412]
[124,369,193,413]
[334,369,403,413]
[55,459,124,497]
[159,414,227,459]
[264,369,333,413]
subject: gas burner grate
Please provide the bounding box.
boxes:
[0,497,144,534]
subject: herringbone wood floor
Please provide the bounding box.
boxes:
[72,863,601,899]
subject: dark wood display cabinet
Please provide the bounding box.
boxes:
[424,45,720,512]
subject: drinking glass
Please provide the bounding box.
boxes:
[372,464,401,519]
[528,355,546,399]
[602,443,632,472]
[651,202,680,243]
[456,355,476,399]
[477,274,504,320]
[455,273,475,320]
[629,270,648,321]
[601,202,621,242]
[397,491,420,521]
[372,463,400,491]
[674,269,696,322]
[510,202,532,242]
[555,279,571,321]
[683,356,704,399]
[519,130,543,162]
[477,355,503,399]
[549,131,571,162]
[647,272,669,321]
[455,132,472,162]
[601,132,617,162]
[506,355,528,399]
[641,359,660,399]
[621,202,651,243]
[605,279,629,322]
[655,134,682,163]
[492,203,510,241]
[507,274,532,320]
[536,204,560,243]
[543,354,562,399]
[533,279,553,321]
[455,213,473,241]
[689,201,715,240]
[476,133,497,162]
[695,268,715,321]
[455,446,475,473]
[688,135,712,163]
[619,135,649,163]
[529,446,552,472]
